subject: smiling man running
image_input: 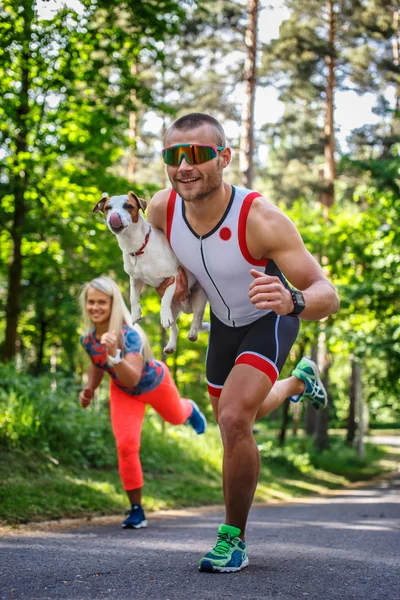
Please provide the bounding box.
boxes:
[147,113,340,573]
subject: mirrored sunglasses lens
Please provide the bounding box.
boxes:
[193,146,217,163]
[163,147,180,165]
[163,145,217,165]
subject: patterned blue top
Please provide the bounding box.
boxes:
[80,325,164,396]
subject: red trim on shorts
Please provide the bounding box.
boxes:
[238,192,268,267]
[207,383,223,398]
[166,189,177,243]
[235,351,279,385]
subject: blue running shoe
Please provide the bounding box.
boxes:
[199,524,249,573]
[122,504,148,529]
[290,357,328,410]
[187,399,207,434]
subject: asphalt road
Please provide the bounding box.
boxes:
[1,474,399,600]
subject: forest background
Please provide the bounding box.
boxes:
[0,0,399,522]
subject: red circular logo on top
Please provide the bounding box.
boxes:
[219,227,232,241]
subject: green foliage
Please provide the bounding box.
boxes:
[0,362,116,467]
[1,0,400,445]
[0,419,395,524]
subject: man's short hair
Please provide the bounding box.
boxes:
[165,113,226,148]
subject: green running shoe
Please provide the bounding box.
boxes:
[199,524,249,573]
[291,357,328,410]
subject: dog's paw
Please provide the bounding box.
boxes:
[187,330,199,342]
[161,313,174,329]
[163,343,176,355]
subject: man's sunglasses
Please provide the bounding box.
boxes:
[162,143,224,166]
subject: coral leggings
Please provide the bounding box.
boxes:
[109,363,192,490]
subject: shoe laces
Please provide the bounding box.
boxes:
[213,532,236,556]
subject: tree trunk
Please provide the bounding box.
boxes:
[172,332,179,386]
[291,402,302,436]
[354,359,365,460]
[278,398,290,446]
[3,0,33,361]
[314,372,330,451]
[34,314,47,375]
[320,0,336,208]
[161,114,169,189]
[304,345,318,436]
[346,355,357,444]
[128,62,139,183]
[314,331,330,451]
[239,0,259,189]
[392,9,399,135]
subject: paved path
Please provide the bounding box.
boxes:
[1,474,399,600]
[366,435,400,447]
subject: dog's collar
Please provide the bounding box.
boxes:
[129,225,151,259]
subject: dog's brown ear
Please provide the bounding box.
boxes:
[129,190,147,213]
[93,193,109,214]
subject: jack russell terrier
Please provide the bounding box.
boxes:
[93,191,209,354]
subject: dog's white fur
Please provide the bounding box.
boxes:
[93,191,208,354]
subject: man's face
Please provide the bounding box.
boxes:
[163,125,230,203]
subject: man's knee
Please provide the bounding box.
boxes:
[218,405,253,445]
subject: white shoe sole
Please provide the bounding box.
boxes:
[199,557,249,573]
[122,519,148,529]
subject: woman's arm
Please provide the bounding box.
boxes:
[100,330,144,389]
[111,353,144,388]
[79,363,104,408]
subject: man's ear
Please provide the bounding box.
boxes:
[93,193,109,214]
[220,147,232,169]
[129,190,147,213]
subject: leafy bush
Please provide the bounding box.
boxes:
[0,362,115,468]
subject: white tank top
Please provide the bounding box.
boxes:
[166,185,288,327]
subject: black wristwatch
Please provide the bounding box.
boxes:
[287,289,306,317]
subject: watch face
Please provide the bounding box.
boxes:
[295,290,306,308]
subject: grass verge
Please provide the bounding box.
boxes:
[0,420,398,526]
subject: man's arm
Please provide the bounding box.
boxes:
[147,188,188,301]
[146,189,169,232]
[247,198,340,321]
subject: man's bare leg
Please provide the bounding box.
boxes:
[255,375,305,420]
[216,364,273,538]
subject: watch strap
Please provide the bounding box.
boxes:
[108,348,122,364]
[287,289,305,317]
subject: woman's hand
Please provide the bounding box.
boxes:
[100,330,119,358]
[79,387,94,408]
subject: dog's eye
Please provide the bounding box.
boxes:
[123,203,134,210]
[104,205,112,211]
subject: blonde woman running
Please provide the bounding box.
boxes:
[79,276,206,529]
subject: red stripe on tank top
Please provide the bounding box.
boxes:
[166,189,177,243]
[238,192,268,267]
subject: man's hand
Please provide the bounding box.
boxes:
[155,266,188,302]
[100,330,118,358]
[249,269,294,315]
[79,387,94,408]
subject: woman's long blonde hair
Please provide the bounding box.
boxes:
[79,276,153,362]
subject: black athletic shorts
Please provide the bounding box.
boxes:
[206,310,300,398]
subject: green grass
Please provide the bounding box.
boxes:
[0,420,397,526]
